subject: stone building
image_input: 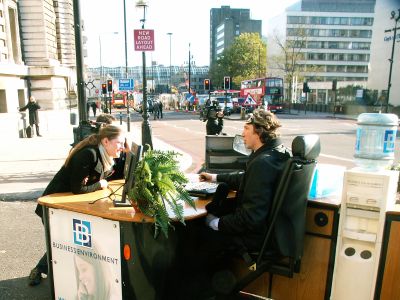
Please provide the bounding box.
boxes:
[0,0,77,113]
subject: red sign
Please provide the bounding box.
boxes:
[134,29,155,51]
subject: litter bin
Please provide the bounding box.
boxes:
[70,112,77,125]
[18,112,27,138]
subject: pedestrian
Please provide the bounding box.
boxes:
[19,96,41,137]
[158,100,163,119]
[91,101,97,117]
[153,100,160,120]
[28,125,125,286]
[177,109,291,299]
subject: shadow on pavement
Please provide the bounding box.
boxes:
[0,277,51,300]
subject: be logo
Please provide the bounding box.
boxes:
[384,130,396,153]
[73,219,92,248]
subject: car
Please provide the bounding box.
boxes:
[231,97,242,113]
[135,99,154,113]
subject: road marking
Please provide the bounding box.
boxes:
[319,153,354,162]
[158,120,205,135]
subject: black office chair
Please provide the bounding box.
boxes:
[212,134,321,298]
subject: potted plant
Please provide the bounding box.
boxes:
[128,148,195,238]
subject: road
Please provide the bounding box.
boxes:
[145,110,372,170]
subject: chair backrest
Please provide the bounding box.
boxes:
[257,134,320,265]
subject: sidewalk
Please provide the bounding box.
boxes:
[0,110,191,201]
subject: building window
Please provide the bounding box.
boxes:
[340,18,348,25]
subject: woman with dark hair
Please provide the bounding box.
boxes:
[28,125,125,286]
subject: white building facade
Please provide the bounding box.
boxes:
[367,0,400,108]
[267,0,384,105]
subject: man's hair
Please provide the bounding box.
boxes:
[246,109,281,143]
[96,114,116,125]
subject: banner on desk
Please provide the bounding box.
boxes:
[49,209,122,300]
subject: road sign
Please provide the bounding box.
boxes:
[119,79,134,91]
[134,29,155,51]
[95,89,99,94]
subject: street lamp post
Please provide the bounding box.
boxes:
[98,36,102,83]
[72,0,87,124]
[123,0,130,132]
[188,43,191,95]
[167,33,172,93]
[136,0,153,149]
[384,9,400,113]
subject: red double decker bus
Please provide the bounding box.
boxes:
[240,77,284,113]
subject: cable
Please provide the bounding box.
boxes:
[88,183,124,204]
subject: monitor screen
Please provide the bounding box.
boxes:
[113,143,143,207]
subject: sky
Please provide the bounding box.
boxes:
[81,0,299,68]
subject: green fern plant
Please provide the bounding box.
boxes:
[128,148,195,238]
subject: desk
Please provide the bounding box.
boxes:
[38,180,210,300]
[238,197,341,300]
[39,180,344,300]
[375,204,400,299]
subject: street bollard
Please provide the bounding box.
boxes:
[119,112,122,125]
[240,107,246,120]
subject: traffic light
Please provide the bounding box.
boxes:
[101,83,107,95]
[204,79,210,91]
[302,81,310,93]
[107,80,113,92]
[224,76,231,90]
[332,79,337,91]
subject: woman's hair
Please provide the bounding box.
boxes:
[246,109,281,143]
[64,125,122,166]
[96,114,116,125]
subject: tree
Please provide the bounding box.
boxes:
[209,33,266,89]
[268,27,309,109]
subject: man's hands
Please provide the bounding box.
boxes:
[199,172,212,182]
[205,213,219,231]
[99,179,108,189]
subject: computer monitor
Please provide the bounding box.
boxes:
[113,143,143,207]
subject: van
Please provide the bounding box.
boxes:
[210,96,233,115]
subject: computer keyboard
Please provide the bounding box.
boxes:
[185,181,219,194]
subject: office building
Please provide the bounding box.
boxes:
[267,0,376,104]
[210,6,261,66]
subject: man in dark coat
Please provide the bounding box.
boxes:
[19,96,41,137]
[204,101,224,135]
[176,109,291,299]
[153,100,160,119]
[158,100,163,119]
